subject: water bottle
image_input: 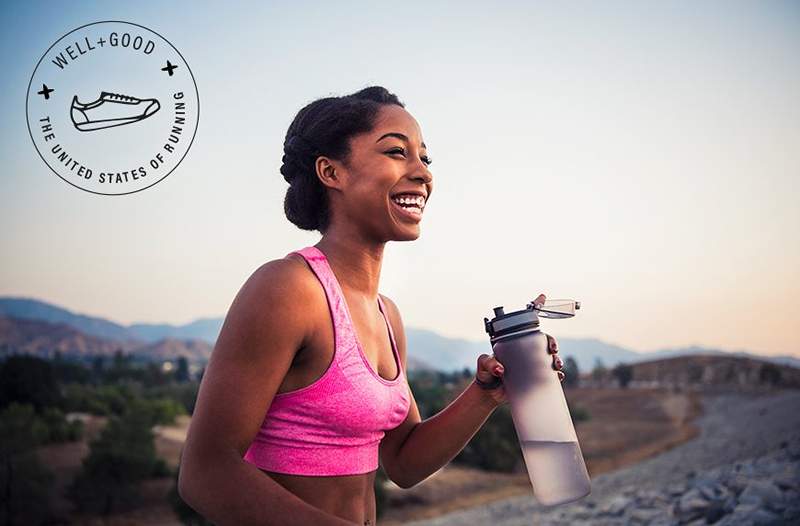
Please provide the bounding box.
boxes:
[483,299,591,506]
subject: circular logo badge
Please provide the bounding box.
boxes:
[26,21,199,195]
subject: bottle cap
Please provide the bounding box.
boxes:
[484,303,540,342]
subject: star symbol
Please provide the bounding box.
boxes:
[161,60,178,76]
[38,84,54,100]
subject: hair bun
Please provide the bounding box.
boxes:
[281,135,321,184]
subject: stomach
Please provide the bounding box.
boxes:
[260,468,378,525]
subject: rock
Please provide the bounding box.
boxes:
[633,489,662,508]
[666,482,685,497]
[722,495,737,513]
[676,489,712,522]
[747,509,782,525]
[696,480,726,501]
[628,507,662,524]
[703,501,726,524]
[772,466,799,491]
[725,473,750,494]
[601,495,633,516]
[738,480,785,511]
[784,504,800,522]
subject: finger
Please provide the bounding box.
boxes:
[478,354,505,376]
[547,334,559,354]
[533,293,547,307]
[552,355,564,371]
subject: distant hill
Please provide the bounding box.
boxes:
[0,315,138,359]
[0,297,140,342]
[1,296,797,373]
[0,315,212,364]
[0,297,222,343]
[623,354,800,390]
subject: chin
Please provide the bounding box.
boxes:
[391,224,422,242]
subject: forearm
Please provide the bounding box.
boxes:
[395,379,499,488]
[179,451,357,526]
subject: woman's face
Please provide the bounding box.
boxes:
[324,105,433,241]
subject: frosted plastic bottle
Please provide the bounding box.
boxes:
[483,299,591,506]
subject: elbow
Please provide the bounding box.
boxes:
[392,471,419,490]
[176,459,195,505]
[395,479,415,490]
[177,448,206,509]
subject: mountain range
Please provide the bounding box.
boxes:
[1,296,797,372]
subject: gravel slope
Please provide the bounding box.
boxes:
[405,389,800,526]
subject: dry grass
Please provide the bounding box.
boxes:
[378,387,702,524]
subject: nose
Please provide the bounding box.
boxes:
[412,158,433,186]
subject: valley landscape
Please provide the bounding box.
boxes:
[1,297,798,525]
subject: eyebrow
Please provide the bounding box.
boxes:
[376,132,426,150]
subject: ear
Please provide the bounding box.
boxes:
[315,156,342,191]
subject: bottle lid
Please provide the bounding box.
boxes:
[531,299,581,318]
[484,299,580,342]
[484,303,540,342]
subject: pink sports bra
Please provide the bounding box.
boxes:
[243,245,411,476]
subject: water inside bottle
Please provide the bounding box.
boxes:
[520,440,591,506]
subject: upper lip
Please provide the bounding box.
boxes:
[391,190,428,200]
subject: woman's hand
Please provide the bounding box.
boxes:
[475,294,565,407]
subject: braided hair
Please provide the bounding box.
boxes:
[280,86,405,233]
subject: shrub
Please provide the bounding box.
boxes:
[66,403,163,514]
[454,405,522,472]
[0,402,55,524]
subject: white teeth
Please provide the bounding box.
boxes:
[391,194,425,208]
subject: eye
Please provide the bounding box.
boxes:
[386,148,433,167]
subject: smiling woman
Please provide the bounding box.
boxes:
[278,86,432,237]
[177,85,564,526]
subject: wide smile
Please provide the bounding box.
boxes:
[390,194,425,222]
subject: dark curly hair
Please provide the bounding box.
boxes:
[280,86,405,233]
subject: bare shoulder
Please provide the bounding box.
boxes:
[181,253,319,461]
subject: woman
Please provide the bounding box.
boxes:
[178,86,565,525]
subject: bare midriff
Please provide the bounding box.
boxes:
[260,468,377,525]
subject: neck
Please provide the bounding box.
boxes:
[314,226,386,300]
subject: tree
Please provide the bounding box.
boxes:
[591,358,607,384]
[453,405,522,472]
[66,403,162,514]
[0,355,62,412]
[175,356,191,383]
[563,356,580,387]
[612,363,634,388]
[759,363,782,386]
[0,403,55,525]
[91,354,106,380]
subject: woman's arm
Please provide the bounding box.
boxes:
[377,296,500,489]
[391,378,499,489]
[379,294,561,489]
[178,260,357,526]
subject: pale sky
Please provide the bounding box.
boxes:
[1,0,798,357]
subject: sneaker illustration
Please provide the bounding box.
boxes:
[70,91,160,132]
